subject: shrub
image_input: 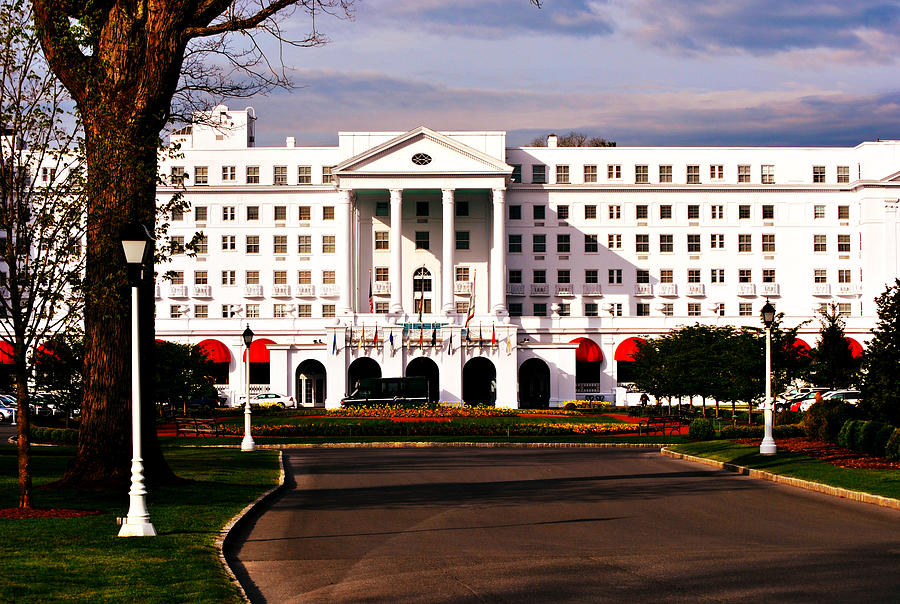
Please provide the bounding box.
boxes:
[802,400,858,442]
[720,424,805,439]
[885,429,900,461]
[860,421,895,456]
[28,426,78,445]
[837,420,860,449]
[688,418,714,440]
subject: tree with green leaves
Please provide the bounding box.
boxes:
[859,281,900,426]
[33,331,85,428]
[808,303,859,389]
[154,340,217,413]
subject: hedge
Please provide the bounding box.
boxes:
[29,426,79,445]
[886,429,900,461]
[837,419,895,458]
[720,424,805,439]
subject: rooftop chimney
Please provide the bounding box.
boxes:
[286,136,295,148]
[547,134,558,148]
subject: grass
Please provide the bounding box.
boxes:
[161,434,691,446]
[669,441,900,501]
[0,445,279,603]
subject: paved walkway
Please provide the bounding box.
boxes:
[230,447,900,603]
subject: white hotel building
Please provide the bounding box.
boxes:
[155,105,900,408]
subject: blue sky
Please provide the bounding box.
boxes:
[235,0,900,147]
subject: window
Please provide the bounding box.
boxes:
[415,231,429,250]
[837,166,850,183]
[222,305,237,318]
[195,235,208,255]
[533,269,546,284]
[274,270,287,285]
[246,270,259,285]
[246,206,259,220]
[813,166,826,183]
[814,205,825,219]
[171,271,184,285]
[739,205,750,219]
[297,165,311,184]
[297,235,311,254]
[376,201,389,216]
[556,165,569,184]
[194,166,208,185]
[711,234,724,249]
[222,166,236,181]
[323,206,335,220]
[687,234,701,252]
[814,269,827,283]
[607,164,621,179]
[838,269,851,283]
[374,231,389,250]
[688,303,701,317]
[273,235,287,254]
[558,269,571,284]
[608,269,622,284]
[508,269,522,284]
[557,234,570,253]
[456,267,470,282]
[273,304,288,318]
[584,165,597,183]
[533,303,547,317]
[322,166,334,184]
[246,235,260,254]
[456,231,470,250]
[298,270,311,284]
[272,205,286,221]
[456,201,469,217]
[661,303,674,317]
[222,206,235,221]
[838,303,851,317]
[322,235,336,253]
[194,305,208,319]
[608,234,621,249]
[710,164,723,179]
[635,234,649,253]
[170,236,184,254]
[558,303,572,317]
[532,234,546,253]
[532,164,546,184]
[739,303,753,317]
[585,303,599,317]
[711,269,724,283]
[510,164,522,183]
[814,234,827,252]
[738,234,752,252]
[636,303,650,317]
[273,165,287,185]
[660,205,672,219]
[686,165,700,184]
[584,234,598,253]
[585,269,599,283]
[298,304,312,318]
[557,205,569,220]
[375,302,389,314]
[246,304,260,319]
[761,164,775,184]
[608,205,621,219]
[636,269,650,284]
[838,234,850,252]
[171,207,184,221]
[170,166,185,185]
[508,303,523,317]
[711,205,724,219]
[660,269,673,283]
[322,270,336,284]
[508,234,522,253]
[838,205,849,220]
[687,205,699,219]
[416,201,429,217]
[533,204,546,220]
[376,267,390,281]
[762,204,774,220]
[762,269,775,283]
[738,269,752,283]
[635,165,648,183]
[687,269,701,283]
[659,165,672,183]
[509,205,522,220]
[738,164,750,183]
[659,234,673,253]
[170,305,183,319]
[584,205,596,219]
[194,270,208,285]
[195,206,208,222]
[762,234,775,252]
[221,235,236,251]
[636,205,648,220]
[246,166,259,183]
[298,206,311,221]
[322,304,336,318]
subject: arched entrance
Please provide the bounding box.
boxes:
[296,360,326,407]
[406,357,440,402]
[412,267,432,316]
[614,337,645,384]
[570,337,602,395]
[462,357,496,406]
[347,357,381,395]
[518,358,550,409]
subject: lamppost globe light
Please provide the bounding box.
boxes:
[241,324,256,451]
[242,325,255,348]
[761,298,776,327]
[119,222,153,265]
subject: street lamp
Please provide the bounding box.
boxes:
[760,298,777,456]
[241,325,256,451]
[118,222,156,537]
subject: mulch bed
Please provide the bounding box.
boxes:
[735,437,900,470]
[0,507,105,519]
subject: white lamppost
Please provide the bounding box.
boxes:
[118,223,156,537]
[760,299,777,456]
[241,325,256,451]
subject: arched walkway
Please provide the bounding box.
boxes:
[518,358,550,409]
[614,337,645,385]
[348,357,381,395]
[296,359,327,407]
[570,337,602,394]
[406,357,440,402]
[462,357,496,406]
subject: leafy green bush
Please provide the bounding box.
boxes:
[885,429,900,461]
[719,424,805,439]
[28,426,78,445]
[688,418,715,440]
[837,420,861,449]
[860,421,895,456]
[802,400,858,442]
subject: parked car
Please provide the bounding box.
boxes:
[775,388,830,413]
[0,400,14,422]
[821,390,862,404]
[789,389,831,412]
[239,392,294,409]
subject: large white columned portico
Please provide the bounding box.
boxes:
[441,188,455,314]
[389,188,403,315]
[491,188,508,317]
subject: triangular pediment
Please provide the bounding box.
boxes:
[884,169,900,182]
[334,126,511,176]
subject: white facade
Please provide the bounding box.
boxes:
[155,105,900,408]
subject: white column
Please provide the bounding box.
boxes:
[337,189,353,315]
[389,189,404,314]
[491,188,508,316]
[441,189,455,315]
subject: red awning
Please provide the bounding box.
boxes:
[614,337,646,362]
[36,341,66,362]
[844,337,863,359]
[0,341,13,365]
[791,338,812,353]
[243,338,276,363]
[570,337,602,362]
[197,339,231,364]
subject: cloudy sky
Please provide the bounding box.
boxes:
[233,0,900,147]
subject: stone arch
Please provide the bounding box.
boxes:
[295,359,326,407]
[347,357,381,396]
[406,356,440,402]
[518,358,550,409]
[462,356,497,406]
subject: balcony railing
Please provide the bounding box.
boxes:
[813,283,831,296]
[245,285,264,298]
[634,283,653,296]
[295,284,315,297]
[321,284,340,297]
[837,283,861,296]
[530,283,549,296]
[454,281,473,295]
[168,285,188,298]
[373,281,391,295]
[582,284,603,297]
[760,283,780,296]
[193,284,212,298]
[737,283,756,296]
[686,283,706,296]
[657,283,677,297]
[555,284,575,297]
[272,284,292,297]
[506,283,525,296]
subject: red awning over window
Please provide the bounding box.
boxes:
[243,338,277,363]
[570,337,602,362]
[614,337,646,362]
[844,337,863,359]
[0,341,13,365]
[198,339,231,364]
[791,338,812,353]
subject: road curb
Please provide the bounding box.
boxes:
[660,447,900,511]
[255,441,670,449]
[216,450,286,603]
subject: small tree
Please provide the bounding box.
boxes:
[32,331,84,428]
[859,280,900,425]
[153,341,217,414]
[808,303,859,389]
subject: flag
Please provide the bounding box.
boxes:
[407,330,413,352]
[389,331,394,348]
[479,322,483,344]
[491,324,497,348]
[464,268,476,329]
[506,330,513,355]
[332,333,337,355]
[419,326,424,348]
[431,328,437,347]
[368,270,373,313]
[466,328,471,343]
[348,325,353,347]
[373,327,378,348]
[357,325,363,351]
[448,331,453,354]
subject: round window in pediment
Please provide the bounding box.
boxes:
[411,152,432,166]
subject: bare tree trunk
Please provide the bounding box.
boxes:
[715,398,719,418]
[702,396,706,418]
[15,356,32,508]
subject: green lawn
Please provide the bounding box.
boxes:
[0,445,279,603]
[669,441,900,501]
